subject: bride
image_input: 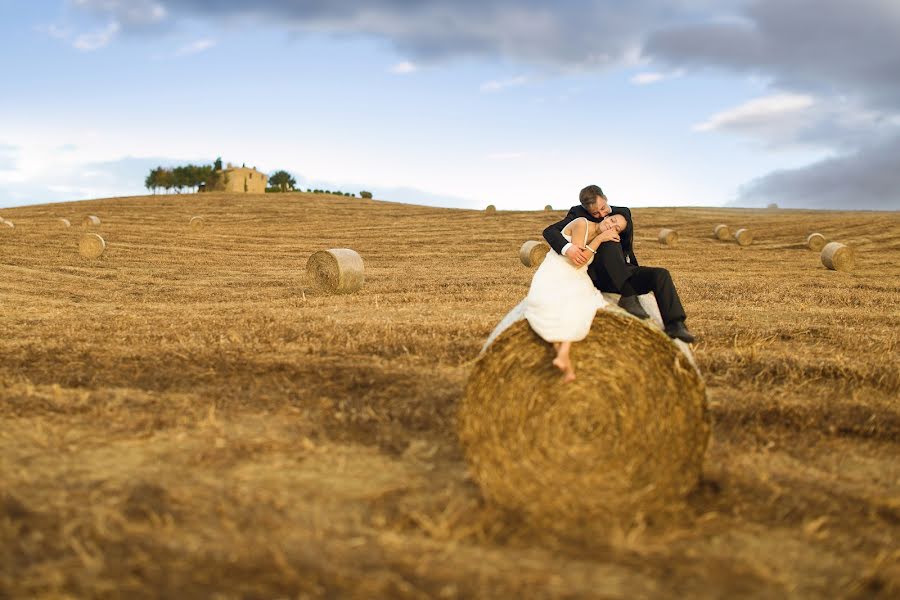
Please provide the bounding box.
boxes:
[524,214,627,382]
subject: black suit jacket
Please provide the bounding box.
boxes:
[542,205,639,281]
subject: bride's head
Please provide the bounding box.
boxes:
[596,214,626,234]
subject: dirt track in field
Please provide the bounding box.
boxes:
[1,193,898,598]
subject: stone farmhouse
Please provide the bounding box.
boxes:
[221,163,268,193]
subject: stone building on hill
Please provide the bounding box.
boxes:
[221,163,268,193]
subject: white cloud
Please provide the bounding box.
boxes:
[174,38,217,57]
[480,75,528,93]
[694,93,815,132]
[73,22,121,51]
[630,69,684,85]
[389,61,417,74]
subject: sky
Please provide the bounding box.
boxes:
[0,0,898,211]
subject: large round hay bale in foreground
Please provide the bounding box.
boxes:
[733,228,753,246]
[713,224,730,241]
[519,240,550,267]
[821,242,854,272]
[306,248,365,293]
[806,233,826,251]
[458,304,709,531]
[658,228,678,246]
[79,233,106,259]
[484,205,497,215]
[189,216,205,228]
[82,215,101,228]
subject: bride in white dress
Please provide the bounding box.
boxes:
[524,214,627,382]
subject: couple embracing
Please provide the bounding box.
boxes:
[524,184,695,382]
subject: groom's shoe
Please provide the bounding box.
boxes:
[665,320,696,343]
[618,295,650,319]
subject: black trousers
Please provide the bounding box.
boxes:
[590,242,687,325]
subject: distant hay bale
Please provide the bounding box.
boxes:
[57,218,71,228]
[485,205,497,215]
[544,205,553,211]
[519,240,550,267]
[459,306,709,530]
[713,224,730,241]
[806,233,827,252]
[767,203,779,209]
[821,242,854,272]
[1,219,14,230]
[306,248,365,293]
[82,215,101,228]
[79,233,106,259]
[189,216,205,228]
[733,228,753,246]
[658,228,678,246]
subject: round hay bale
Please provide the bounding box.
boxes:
[767,203,779,209]
[519,240,550,267]
[733,228,753,246]
[79,233,106,259]
[821,242,854,272]
[306,248,364,293]
[713,224,730,241]
[806,233,826,252]
[58,218,71,228]
[458,305,709,530]
[544,205,553,211]
[1,219,14,230]
[658,228,678,246]
[82,215,101,228]
[189,216,205,228]
[485,205,497,215]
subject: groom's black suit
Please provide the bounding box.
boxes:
[543,205,687,326]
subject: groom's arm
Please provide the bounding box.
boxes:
[543,208,580,255]
[617,206,639,266]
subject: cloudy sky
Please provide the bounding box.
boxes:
[1,0,898,210]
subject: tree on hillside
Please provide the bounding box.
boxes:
[269,170,297,192]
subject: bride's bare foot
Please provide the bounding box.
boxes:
[552,355,569,373]
[562,368,576,383]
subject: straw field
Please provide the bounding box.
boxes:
[1,193,898,599]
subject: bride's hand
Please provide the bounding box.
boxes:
[598,228,620,243]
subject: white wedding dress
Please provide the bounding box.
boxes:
[524,217,609,342]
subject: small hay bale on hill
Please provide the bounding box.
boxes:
[306,248,365,294]
[821,242,854,272]
[544,205,553,211]
[806,233,826,251]
[1,219,14,229]
[767,203,779,209]
[713,224,730,240]
[82,215,101,228]
[733,228,753,246]
[79,233,106,259]
[519,240,550,267]
[658,228,678,246]
[458,304,709,531]
[485,205,497,215]
[189,216,205,228]
[57,218,71,228]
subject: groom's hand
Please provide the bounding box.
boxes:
[566,246,590,265]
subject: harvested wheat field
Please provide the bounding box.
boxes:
[1,193,899,599]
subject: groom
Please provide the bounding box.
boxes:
[542,184,696,343]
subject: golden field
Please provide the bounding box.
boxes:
[1,192,898,598]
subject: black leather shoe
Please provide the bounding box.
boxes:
[665,320,696,343]
[618,295,650,319]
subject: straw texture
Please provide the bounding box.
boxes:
[821,242,854,272]
[459,305,709,530]
[734,228,753,246]
[806,233,826,251]
[57,218,71,228]
[79,233,106,259]
[519,240,550,267]
[658,229,678,246]
[189,216,205,228]
[82,215,101,228]
[306,248,365,293]
[713,224,730,241]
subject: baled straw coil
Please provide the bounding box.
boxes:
[189,216,205,228]
[458,300,709,530]
[713,224,730,240]
[1,220,14,230]
[806,233,826,252]
[821,242,854,272]
[306,248,365,293]
[519,240,550,267]
[79,233,106,259]
[658,229,678,246]
[82,215,101,228]
[58,218,71,228]
[485,204,497,214]
[544,205,553,211]
[733,228,753,246]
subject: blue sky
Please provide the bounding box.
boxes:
[1,1,898,210]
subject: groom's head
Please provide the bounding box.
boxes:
[579,185,611,219]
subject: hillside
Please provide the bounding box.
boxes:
[1,193,898,598]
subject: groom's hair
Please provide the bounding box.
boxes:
[579,185,606,209]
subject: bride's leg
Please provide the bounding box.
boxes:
[552,341,576,381]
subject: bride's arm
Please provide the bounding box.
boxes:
[585,226,620,253]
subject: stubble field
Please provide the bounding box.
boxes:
[1,192,898,598]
